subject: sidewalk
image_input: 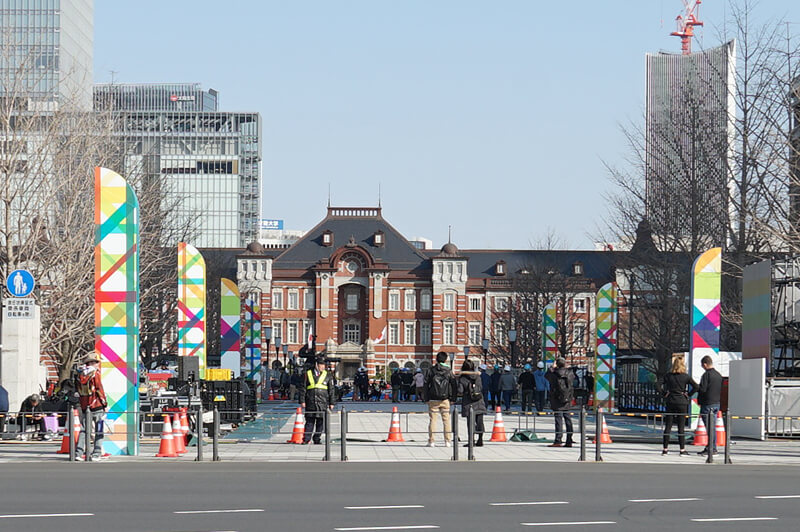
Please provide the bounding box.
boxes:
[2,401,799,465]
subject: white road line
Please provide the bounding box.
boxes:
[174,509,265,514]
[0,513,93,519]
[490,501,570,506]
[334,527,439,531]
[629,498,702,503]
[521,522,616,527]
[755,495,800,499]
[345,505,425,510]
[691,517,778,523]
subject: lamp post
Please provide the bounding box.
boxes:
[481,338,489,364]
[263,325,272,398]
[274,344,280,370]
[462,345,470,368]
[508,329,517,368]
[282,343,288,368]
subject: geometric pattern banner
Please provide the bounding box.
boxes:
[690,247,722,365]
[594,282,618,412]
[178,242,206,379]
[94,167,139,456]
[542,303,557,366]
[220,278,241,377]
[243,292,262,382]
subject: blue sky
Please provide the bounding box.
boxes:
[94,1,800,250]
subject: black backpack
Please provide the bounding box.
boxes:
[553,372,573,403]
[467,379,482,402]
[428,368,451,400]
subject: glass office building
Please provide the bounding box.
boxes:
[94,83,262,248]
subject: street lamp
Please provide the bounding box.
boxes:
[481,338,489,364]
[282,343,288,368]
[462,345,470,368]
[508,328,517,368]
[274,344,280,370]
[263,325,272,398]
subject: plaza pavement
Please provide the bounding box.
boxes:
[2,400,800,465]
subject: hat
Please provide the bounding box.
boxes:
[83,354,100,364]
[537,361,544,369]
[524,364,531,370]
[314,355,326,364]
[479,364,487,370]
[504,365,511,372]
[494,364,500,370]
[416,368,422,373]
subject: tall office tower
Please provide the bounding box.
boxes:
[644,41,736,248]
[0,0,93,109]
[94,83,262,248]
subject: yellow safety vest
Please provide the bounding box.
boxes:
[307,370,329,390]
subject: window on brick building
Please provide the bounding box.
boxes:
[404,322,416,345]
[469,297,481,312]
[469,323,481,345]
[494,321,507,344]
[443,292,455,311]
[303,321,311,344]
[494,297,508,312]
[288,290,299,310]
[573,322,586,346]
[405,290,416,311]
[346,292,358,312]
[421,290,432,311]
[343,322,360,344]
[287,321,298,344]
[389,291,400,311]
[304,290,314,310]
[420,321,432,345]
[389,323,400,344]
[272,321,282,348]
[573,298,586,313]
[272,289,283,309]
[443,322,454,345]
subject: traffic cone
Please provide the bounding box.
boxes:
[715,411,726,447]
[172,414,187,455]
[155,414,177,457]
[56,408,81,454]
[593,416,613,444]
[384,406,405,442]
[268,388,275,401]
[490,406,507,442]
[286,408,306,444]
[179,408,190,446]
[692,416,708,446]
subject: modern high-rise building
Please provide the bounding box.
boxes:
[94,83,262,248]
[645,41,736,247]
[0,0,93,109]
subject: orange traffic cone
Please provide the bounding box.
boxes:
[490,406,507,442]
[593,416,612,444]
[384,406,405,442]
[692,416,708,446]
[715,411,726,447]
[286,408,306,444]
[179,408,190,445]
[56,408,81,454]
[268,388,275,401]
[155,414,178,457]
[172,414,187,455]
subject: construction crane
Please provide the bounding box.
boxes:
[670,0,704,54]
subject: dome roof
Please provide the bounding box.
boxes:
[440,242,459,256]
[245,242,267,254]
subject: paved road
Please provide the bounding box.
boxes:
[0,462,798,531]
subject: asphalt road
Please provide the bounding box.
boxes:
[0,462,798,531]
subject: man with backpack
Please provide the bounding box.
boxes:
[545,357,574,447]
[425,351,457,447]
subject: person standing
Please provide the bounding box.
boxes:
[499,365,516,413]
[390,369,401,403]
[660,353,697,456]
[400,368,413,402]
[458,359,487,447]
[697,355,723,456]
[413,368,425,402]
[479,364,491,405]
[425,352,456,447]
[299,356,335,444]
[490,365,502,409]
[533,361,549,414]
[518,364,536,413]
[289,370,302,402]
[545,358,574,447]
[75,354,108,459]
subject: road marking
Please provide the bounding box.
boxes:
[345,505,425,510]
[755,495,800,499]
[691,517,777,522]
[0,513,93,519]
[334,527,439,531]
[490,501,569,506]
[629,498,702,503]
[521,522,616,527]
[174,509,265,514]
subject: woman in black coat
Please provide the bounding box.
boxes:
[659,354,698,455]
[458,359,487,447]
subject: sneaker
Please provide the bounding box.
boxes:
[662,449,669,455]
[426,441,436,447]
[547,442,563,447]
[680,450,690,456]
[443,441,452,447]
[564,442,573,448]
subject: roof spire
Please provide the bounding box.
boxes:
[378,182,382,208]
[448,225,452,244]
[327,183,331,208]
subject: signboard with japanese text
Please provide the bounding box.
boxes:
[3,298,34,319]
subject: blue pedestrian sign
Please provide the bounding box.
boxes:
[6,269,35,298]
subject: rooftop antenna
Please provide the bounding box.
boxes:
[378,182,382,208]
[670,0,704,55]
[327,183,331,208]
[448,225,452,244]
[109,70,118,84]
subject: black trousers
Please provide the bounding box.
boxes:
[663,402,688,448]
[553,411,573,443]
[303,414,325,443]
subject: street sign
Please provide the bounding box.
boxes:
[3,298,34,319]
[6,269,35,298]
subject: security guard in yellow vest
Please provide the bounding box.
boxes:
[299,355,336,444]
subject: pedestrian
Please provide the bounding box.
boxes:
[289,370,302,401]
[390,369,401,403]
[279,368,290,399]
[533,361,549,413]
[413,368,425,401]
[545,357,574,447]
[479,364,491,405]
[425,351,456,447]
[75,354,108,459]
[400,368,413,401]
[659,353,697,456]
[518,364,535,413]
[585,370,594,407]
[697,355,723,456]
[354,368,368,401]
[18,393,49,440]
[499,365,516,413]
[458,359,486,447]
[490,365,501,409]
[299,355,335,444]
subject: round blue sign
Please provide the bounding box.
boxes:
[6,269,35,297]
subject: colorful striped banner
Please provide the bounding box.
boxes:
[243,293,262,381]
[690,248,722,364]
[594,283,618,412]
[94,167,139,456]
[542,303,557,366]
[220,278,241,377]
[178,242,206,379]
